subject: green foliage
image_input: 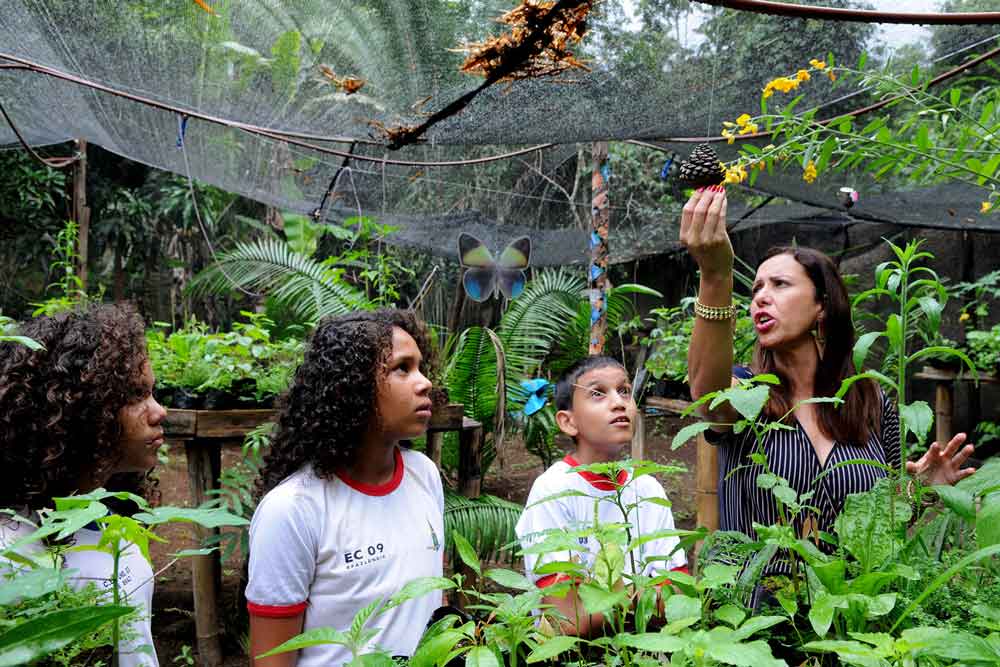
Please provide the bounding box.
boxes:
[30,220,95,318]
[147,311,304,399]
[444,490,522,564]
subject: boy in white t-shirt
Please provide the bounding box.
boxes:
[516,356,687,636]
[246,310,445,667]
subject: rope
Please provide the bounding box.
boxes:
[696,0,1000,24]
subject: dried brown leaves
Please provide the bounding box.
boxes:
[318,65,366,94]
[459,0,593,82]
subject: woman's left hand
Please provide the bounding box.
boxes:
[905,432,976,486]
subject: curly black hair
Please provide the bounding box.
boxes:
[255,308,432,499]
[0,303,151,511]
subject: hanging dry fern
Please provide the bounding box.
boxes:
[459,0,594,82]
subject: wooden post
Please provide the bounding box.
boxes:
[631,412,645,460]
[72,138,90,289]
[935,381,953,447]
[696,433,719,533]
[457,422,483,498]
[184,440,223,667]
[588,142,610,355]
[426,431,444,469]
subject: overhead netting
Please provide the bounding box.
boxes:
[1,0,999,265]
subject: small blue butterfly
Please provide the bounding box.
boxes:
[519,378,550,417]
[660,156,674,181]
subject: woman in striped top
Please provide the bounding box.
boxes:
[678,186,976,579]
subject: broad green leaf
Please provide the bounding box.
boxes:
[731,615,786,641]
[526,635,579,663]
[451,531,481,577]
[713,384,770,422]
[809,592,847,637]
[901,626,1000,663]
[409,631,469,667]
[697,563,738,590]
[671,422,712,450]
[853,332,883,373]
[714,604,746,628]
[664,593,701,620]
[885,314,902,352]
[834,479,910,573]
[484,569,534,591]
[465,646,500,667]
[810,559,847,595]
[977,499,1000,548]
[899,401,933,446]
[0,335,43,350]
[614,633,686,653]
[385,577,455,611]
[0,569,63,605]
[705,639,785,667]
[577,583,628,616]
[0,605,132,667]
[935,485,975,520]
[258,628,350,657]
[593,542,625,588]
[132,506,248,528]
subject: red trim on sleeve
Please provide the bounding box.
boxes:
[336,447,405,496]
[564,455,628,491]
[536,573,572,588]
[247,601,308,618]
[657,565,690,589]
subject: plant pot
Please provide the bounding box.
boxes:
[202,388,236,410]
[926,355,962,372]
[154,385,175,408]
[231,378,257,401]
[173,388,202,410]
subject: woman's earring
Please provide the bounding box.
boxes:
[813,323,826,360]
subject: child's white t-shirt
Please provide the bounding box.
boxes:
[0,517,158,666]
[246,447,445,667]
[516,455,687,588]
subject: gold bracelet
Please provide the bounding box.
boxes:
[693,299,736,321]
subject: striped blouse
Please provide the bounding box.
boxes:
[708,379,900,577]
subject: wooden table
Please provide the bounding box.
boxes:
[913,366,999,445]
[164,408,278,667]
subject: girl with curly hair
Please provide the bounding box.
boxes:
[246,309,443,667]
[0,302,167,666]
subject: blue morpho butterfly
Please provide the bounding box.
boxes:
[517,378,550,417]
[458,233,531,302]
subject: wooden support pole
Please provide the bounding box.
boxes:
[588,142,610,355]
[72,138,90,289]
[184,440,223,667]
[696,433,719,533]
[935,381,953,447]
[457,423,483,499]
[426,431,444,470]
[631,412,645,460]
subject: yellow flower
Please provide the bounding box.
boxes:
[803,160,818,184]
[828,70,837,82]
[738,122,759,135]
[810,58,827,70]
[722,128,736,144]
[767,76,800,93]
[736,113,752,128]
[724,163,748,184]
[983,201,993,213]
[763,87,774,99]
[797,69,811,82]
[960,312,971,322]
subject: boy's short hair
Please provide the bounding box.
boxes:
[554,356,627,411]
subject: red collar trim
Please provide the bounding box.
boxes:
[563,455,628,491]
[336,448,404,496]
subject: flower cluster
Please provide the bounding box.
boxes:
[983,201,994,214]
[722,113,760,144]
[724,162,748,184]
[803,160,818,184]
[763,58,836,99]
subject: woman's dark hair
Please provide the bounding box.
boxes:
[0,303,151,511]
[255,308,432,499]
[752,246,881,444]
[554,356,626,411]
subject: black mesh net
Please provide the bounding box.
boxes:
[2,0,999,266]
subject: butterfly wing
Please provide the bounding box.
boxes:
[458,233,495,269]
[463,268,497,303]
[497,270,527,300]
[496,236,531,270]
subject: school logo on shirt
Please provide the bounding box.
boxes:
[343,543,387,570]
[427,519,441,552]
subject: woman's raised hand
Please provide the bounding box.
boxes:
[679,186,732,278]
[906,432,976,487]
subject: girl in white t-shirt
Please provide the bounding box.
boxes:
[246,309,445,667]
[0,303,168,666]
[516,356,687,637]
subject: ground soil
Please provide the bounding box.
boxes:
[148,413,698,665]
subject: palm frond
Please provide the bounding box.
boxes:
[444,326,500,430]
[444,489,522,564]
[187,238,367,323]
